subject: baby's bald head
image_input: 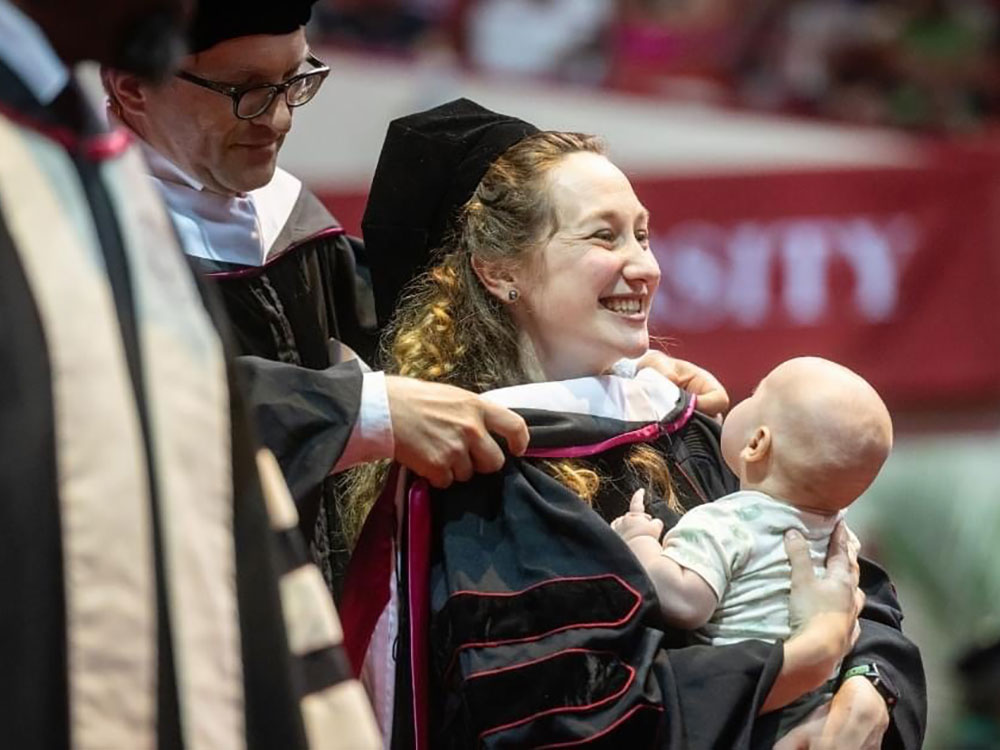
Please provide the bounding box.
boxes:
[721,357,893,513]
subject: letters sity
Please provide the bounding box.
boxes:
[650,214,917,332]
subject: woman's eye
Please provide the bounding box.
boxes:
[635,230,650,245]
[591,229,615,242]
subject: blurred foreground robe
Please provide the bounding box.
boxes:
[341,371,926,750]
[0,53,378,749]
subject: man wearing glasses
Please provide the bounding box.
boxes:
[102,0,533,594]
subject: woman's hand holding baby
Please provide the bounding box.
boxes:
[786,523,863,647]
[777,524,887,749]
[762,522,863,714]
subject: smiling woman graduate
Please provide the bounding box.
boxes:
[340,99,926,750]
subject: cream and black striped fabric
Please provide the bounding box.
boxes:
[0,63,380,749]
[257,450,381,750]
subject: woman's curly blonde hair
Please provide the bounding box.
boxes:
[342,131,677,545]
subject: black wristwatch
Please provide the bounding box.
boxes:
[841,662,898,711]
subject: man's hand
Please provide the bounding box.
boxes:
[772,677,889,750]
[632,350,730,416]
[385,376,529,489]
[610,489,664,542]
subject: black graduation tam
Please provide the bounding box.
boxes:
[362,98,540,327]
[188,0,317,54]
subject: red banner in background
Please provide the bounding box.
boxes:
[317,164,1000,412]
[634,166,1000,409]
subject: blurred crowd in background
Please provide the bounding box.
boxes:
[311,0,1000,134]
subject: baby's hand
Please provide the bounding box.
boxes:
[610,489,664,542]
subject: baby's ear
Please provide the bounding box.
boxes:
[741,426,771,464]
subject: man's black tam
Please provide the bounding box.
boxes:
[188,0,317,53]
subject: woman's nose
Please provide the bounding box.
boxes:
[623,240,661,288]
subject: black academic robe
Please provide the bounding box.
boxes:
[188,194,375,590]
[0,62,377,749]
[341,375,926,749]
[190,200,377,369]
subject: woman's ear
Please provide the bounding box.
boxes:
[470,255,517,304]
[740,426,771,465]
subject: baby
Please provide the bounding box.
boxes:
[611,357,893,743]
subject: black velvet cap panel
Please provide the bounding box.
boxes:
[188,0,317,53]
[361,98,539,326]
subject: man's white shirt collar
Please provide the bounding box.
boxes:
[134,134,303,267]
[0,0,70,104]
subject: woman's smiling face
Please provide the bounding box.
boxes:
[508,151,661,380]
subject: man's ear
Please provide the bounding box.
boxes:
[470,255,517,303]
[740,426,771,465]
[101,66,148,119]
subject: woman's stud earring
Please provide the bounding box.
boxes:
[507,288,519,302]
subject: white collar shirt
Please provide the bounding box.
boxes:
[138,136,302,267]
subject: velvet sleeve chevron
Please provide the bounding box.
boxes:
[254,449,381,749]
[427,463,783,749]
[341,457,784,750]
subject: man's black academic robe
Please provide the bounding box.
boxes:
[188,192,375,591]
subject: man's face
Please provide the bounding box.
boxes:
[139,29,309,194]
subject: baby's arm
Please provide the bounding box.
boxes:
[611,490,719,629]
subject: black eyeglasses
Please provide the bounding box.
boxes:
[175,54,330,120]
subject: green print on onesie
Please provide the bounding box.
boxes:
[735,504,763,522]
[676,528,703,546]
[672,529,711,569]
[731,524,753,546]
